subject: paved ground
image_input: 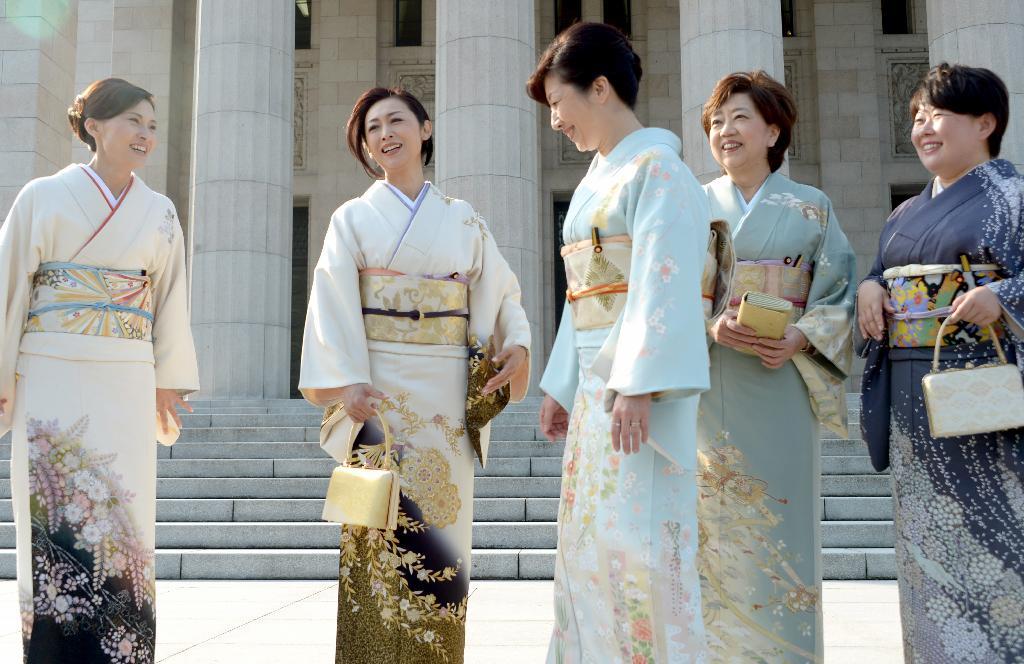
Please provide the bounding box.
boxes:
[0,579,903,662]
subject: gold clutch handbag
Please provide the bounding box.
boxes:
[922,318,1024,438]
[737,291,792,340]
[321,410,401,530]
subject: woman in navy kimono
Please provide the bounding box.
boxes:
[858,63,1024,662]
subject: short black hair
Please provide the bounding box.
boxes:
[526,22,642,109]
[910,63,1009,157]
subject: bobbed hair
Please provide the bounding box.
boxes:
[68,78,155,152]
[701,70,797,173]
[910,62,1009,157]
[346,87,433,179]
[526,22,643,109]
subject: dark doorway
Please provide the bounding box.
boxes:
[890,183,927,211]
[553,199,571,325]
[290,206,310,398]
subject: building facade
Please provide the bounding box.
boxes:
[2,0,1022,399]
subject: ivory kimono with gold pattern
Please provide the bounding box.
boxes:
[0,165,199,663]
[540,128,711,663]
[299,181,530,664]
[698,172,856,663]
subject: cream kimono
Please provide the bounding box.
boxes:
[698,172,856,663]
[299,181,530,664]
[540,128,711,663]
[0,165,199,663]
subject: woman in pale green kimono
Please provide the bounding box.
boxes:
[529,22,711,662]
[698,71,856,662]
[300,87,530,664]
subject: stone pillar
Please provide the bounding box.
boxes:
[812,0,885,277]
[0,2,79,216]
[679,0,784,181]
[926,0,1024,169]
[435,0,541,384]
[188,0,294,398]
[72,0,114,167]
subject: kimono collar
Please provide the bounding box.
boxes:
[923,158,1018,202]
[594,127,682,169]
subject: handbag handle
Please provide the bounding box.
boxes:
[343,411,394,470]
[932,317,1007,371]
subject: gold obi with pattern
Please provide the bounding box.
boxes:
[730,259,813,323]
[561,232,631,331]
[884,262,1003,348]
[359,271,469,346]
[25,262,154,341]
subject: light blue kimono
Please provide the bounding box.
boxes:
[541,128,711,663]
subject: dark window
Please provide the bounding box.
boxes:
[603,0,631,37]
[882,0,912,34]
[295,1,311,50]
[553,199,570,324]
[555,0,582,35]
[395,0,422,47]
[781,0,795,37]
[890,183,926,211]
[290,206,310,398]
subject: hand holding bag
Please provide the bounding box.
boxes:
[922,317,1024,438]
[737,291,793,340]
[321,409,401,530]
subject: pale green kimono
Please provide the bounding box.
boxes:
[698,172,856,663]
[541,128,711,663]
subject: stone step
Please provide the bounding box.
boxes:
[178,410,545,428]
[821,455,885,475]
[176,423,544,444]
[823,496,893,521]
[0,546,896,581]
[821,475,891,496]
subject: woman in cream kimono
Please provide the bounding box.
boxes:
[299,87,530,664]
[0,79,198,663]
[529,23,711,663]
[698,72,856,662]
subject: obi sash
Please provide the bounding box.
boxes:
[884,262,1003,348]
[561,231,631,331]
[729,259,813,322]
[24,262,154,341]
[359,269,469,346]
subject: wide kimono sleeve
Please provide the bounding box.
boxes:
[539,304,580,411]
[149,200,199,394]
[983,179,1024,346]
[465,212,532,401]
[603,152,710,403]
[298,206,372,406]
[0,184,42,437]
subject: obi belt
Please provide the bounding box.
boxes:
[359,270,469,346]
[25,262,153,341]
[730,258,813,323]
[561,230,631,331]
[884,261,1003,348]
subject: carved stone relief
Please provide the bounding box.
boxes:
[293,74,307,170]
[889,60,929,157]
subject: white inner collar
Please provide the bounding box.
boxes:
[81,164,128,207]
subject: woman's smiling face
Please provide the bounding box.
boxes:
[544,72,601,153]
[363,96,431,175]
[707,92,778,176]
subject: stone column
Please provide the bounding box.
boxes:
[188,0,294,398]
[0,1,79,216]
[926,0,1024,169]
[435,0,541,384]
[679,0,784,181]
[812,0,885,277]
[72,0,114,167]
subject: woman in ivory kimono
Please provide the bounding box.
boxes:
[858,64,1024,662]
[529,22,711,662]
[0,78,199,663]
[698,71,856,663]
[299,87,531,664]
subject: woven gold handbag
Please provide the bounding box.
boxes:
[922,318,1024,438]
[321,411,401,530]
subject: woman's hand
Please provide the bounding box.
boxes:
[483,345,528,395]
[709,310,759,352]
[339,383,388,423]
[0,398,8,417]
[156,388,192,434]
[949,285,1002,327]
[611,393,651,455]
[857,280,893,341]
[539,394,569,442]
[752,325,808,369]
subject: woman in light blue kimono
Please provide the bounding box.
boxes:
[528,22,711,663]
[698,72,856,663]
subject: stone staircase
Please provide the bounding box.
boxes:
[0,394,893,580]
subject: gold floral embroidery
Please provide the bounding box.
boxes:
[463,213,488,240]
[400,448,461,528]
